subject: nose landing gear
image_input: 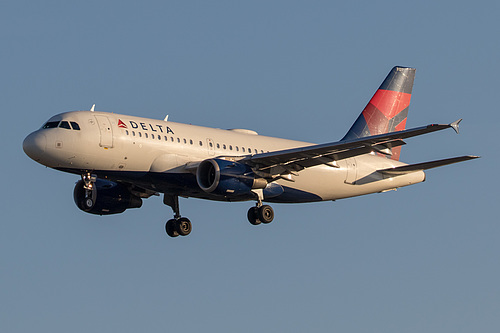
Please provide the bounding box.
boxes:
[81,173,97,210]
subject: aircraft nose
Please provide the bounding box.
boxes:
[23,131,47,161]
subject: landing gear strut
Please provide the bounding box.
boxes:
[247,190,274,225]
[164,194,192,238]
[81,172,97,210]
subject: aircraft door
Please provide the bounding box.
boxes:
[345,157,357,184]
[206,138,215,156]
[94,115,113,148]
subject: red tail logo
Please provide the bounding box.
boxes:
[342,67,416,161]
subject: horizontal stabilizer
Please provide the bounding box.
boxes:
[379,155,479,176]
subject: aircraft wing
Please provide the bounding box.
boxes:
[241,120,463,178]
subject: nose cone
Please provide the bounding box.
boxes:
[23,131,47,162]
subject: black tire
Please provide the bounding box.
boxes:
[177,217,192,236]
[247,207,261,225]
[258,205,274,224]
[165,219,179,238]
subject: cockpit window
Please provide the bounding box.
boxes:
[70,122,80,130]
[59,121,71,129]
[42,121,60,129]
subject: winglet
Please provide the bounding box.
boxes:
[450,119,462,134]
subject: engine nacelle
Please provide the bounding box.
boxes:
[73,179,142,215]
[196,159,267,197]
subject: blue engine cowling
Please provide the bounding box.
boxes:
[196,159,267,197]
[73,179,142,215]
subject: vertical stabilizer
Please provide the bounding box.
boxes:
[341,66,416,160]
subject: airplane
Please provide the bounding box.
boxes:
[23,66,478,238]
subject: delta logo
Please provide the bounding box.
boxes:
[118,119,128,128]
[117,118,174,134]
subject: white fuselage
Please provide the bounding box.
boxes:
[23,111,425,203]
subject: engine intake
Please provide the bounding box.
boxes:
[73,179,142,215]
[196,159,266,197]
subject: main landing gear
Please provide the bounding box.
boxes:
[247,191,274,226]
[162,193,274,238]
[164,195,192,238]
[247,204,274,225]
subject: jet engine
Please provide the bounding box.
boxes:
[196,158,267,197]
[73,179,142,215]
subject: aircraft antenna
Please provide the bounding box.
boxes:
[90,104,95,112]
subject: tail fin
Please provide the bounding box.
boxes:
[341,66,416,160]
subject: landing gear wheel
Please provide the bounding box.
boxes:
[165,219,179,238]
[177,217,192,236]
[258,205,274,224]
[163,195,192,238]
[84,198,94,209]
[247,207,261,225]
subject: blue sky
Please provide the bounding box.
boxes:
[1,1,498,332]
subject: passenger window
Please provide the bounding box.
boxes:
[216,143,220,149]
[177,138,180,143]
[183,138,187,144]
[190,139,193,145]
[235,146,239,152]
[145,133,148,138]
[139,132,142,137]
[70,122,80,130]
[126,130,129,135]
[209,142,213,148]
[254,149,258,154]
[223,144,226,150]
[229,145,233,151]
[242,147,245,152]
[59,121,71,129]
[199,141,203,146]
[43,121,60,129]
[132,131,136,136]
